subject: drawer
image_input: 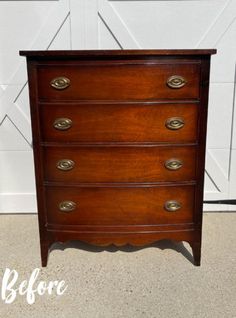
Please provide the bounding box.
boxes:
[43,146,196,183]
[37,62,200,101]
[45,185,195,226]
[40,103,198,143]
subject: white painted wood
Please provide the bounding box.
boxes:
[204,149,230,203]
[204,173,218,192]
[0,0,236,212]
[0,116,30,151]
[203,204,230,212]
[205,149,229,195]
[209,149,230,179]
[70,0,86,49]
[98,0,140,48]
[0,85,5,98]
[207,84,234,149]
[48,14,71,50]
[98,15,120,49]
[231,84,236,150]
[14,85,31,121]
[70,0,98,49]
[228,149,236,211]
[0,0,70,213]
[210,19,236,83]
[7,101,32,146]
[0,194,37,213]
[196,0,236,49]
[0,0,70,137]
[0,151,35,193]
[109,0,225,49]
[0,1,54,84]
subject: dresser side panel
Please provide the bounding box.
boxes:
[194,56,211,228]
[26,60,52,248]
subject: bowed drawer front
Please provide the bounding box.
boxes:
[20,49,216,267]
[40,103,198,143]
[37,62,200,100]
[45,185,195,226]
[43,145,197,183]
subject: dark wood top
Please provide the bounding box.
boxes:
[20,49,216,58]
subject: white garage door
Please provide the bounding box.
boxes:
[0,0,235,212]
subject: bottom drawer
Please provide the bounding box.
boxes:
[45,185,195,226]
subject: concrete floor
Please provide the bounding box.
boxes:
[0,213,235,318]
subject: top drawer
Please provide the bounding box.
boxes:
[37,62,200,101]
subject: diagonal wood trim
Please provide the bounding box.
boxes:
[205,150,229,193]
[196,0,235,47]
[0,0,70,144]
[98,0,140,48]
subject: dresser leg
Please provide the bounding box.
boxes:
[40,241,50,267]
[190,242,201,266]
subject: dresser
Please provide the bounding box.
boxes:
[20,49,216,267]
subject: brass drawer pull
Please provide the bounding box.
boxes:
[165,159,183,170]
[165,117,185,130]
[50,76,70,90]
[53,118,72,130]
[59,201,76,212]
[164,200,181,212]
[56,159,75,171]
[167,75,186,89]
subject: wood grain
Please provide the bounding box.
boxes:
[40,102,198,143]
[43,145,197,183]
[21,49,216,266]
[20,49,217,57]
[45,185,195,226]
[37,62,200,100]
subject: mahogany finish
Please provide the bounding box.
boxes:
[43,145,197,183]
[45,185,195,225]
[37,62,200,100]
[20,49,216,267]
[40,102,198,143]
[20,49,216,57]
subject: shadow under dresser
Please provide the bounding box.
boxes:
[20,49,216,266]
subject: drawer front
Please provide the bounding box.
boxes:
[40,103,198,143]
[43,146,196,183]
[45,185,195,225]
[37,63,200,100]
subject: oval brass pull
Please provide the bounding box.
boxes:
[165,117,185,130]
[165,159,183,170]
[167,75,186,89]
[53,118,72,131]
[50,77,70,90]
[56,159,75,171]
[59,201,76,213]
[164,200,181,212]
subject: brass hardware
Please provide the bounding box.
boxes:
[59,201,76,212]
[53,118,72,130]
[165,117,185,130]
[50,77,70,90]
[165,159,183,170]
[167,75,186,89]
[56,159,75,171]
[164,200,181,212]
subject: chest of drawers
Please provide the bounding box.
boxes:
[20,49,216,266]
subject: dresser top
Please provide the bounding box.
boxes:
[20,49,216,58]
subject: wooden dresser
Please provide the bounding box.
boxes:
[20,49,216,267]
